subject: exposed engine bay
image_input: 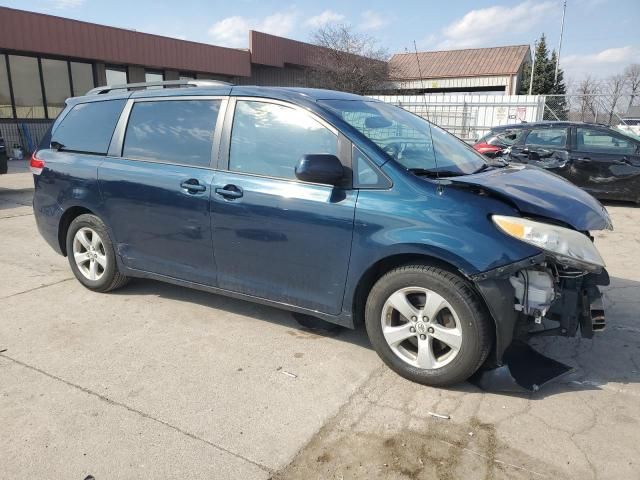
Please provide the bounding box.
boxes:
[510,263,607,339]
[471,252,609,392]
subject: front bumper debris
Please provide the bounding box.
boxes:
[469,341,573,392]
[472,256,609,392]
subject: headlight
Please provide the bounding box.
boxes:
[492,215,605,271]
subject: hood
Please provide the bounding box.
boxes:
[449,165,612,231]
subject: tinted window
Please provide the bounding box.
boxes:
[145,71,163,90]
[123,100,220,166]
[9,55,45,119]
[0,54,11,118]
[525,127,567,147]
[229,101,337,180]
[70,62,94,96]
[576,128,637,155]
[41,59,71,118]
[106,67,127,85]
[52,99,126,154]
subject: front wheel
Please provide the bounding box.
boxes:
[66,213,129,292]
[365,265,493,386]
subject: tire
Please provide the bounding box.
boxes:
[365,265,492,386]
[65,213,129,292]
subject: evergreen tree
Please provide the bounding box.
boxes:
[548,50,568,119]
[519,34,568,120]
[519,34,552,95]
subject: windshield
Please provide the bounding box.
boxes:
[319,99,486,175]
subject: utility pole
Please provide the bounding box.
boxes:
[555,0,567,84]
[529,40,537,95]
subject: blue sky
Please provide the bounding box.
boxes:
[2,0,639,81]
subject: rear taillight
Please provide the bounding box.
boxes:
[473,143,502,154]
[30,151,45,175]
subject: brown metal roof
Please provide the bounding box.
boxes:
[389,45,530,80]
[0,6,251,77]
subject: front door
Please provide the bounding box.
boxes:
[568,126,640,201]
[509,126,570,171]
[99,97,223,285]
[211,99,356,315]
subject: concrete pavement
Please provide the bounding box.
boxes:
[1,167,639,479]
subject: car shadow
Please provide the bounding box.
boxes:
[110,277,373,350]
[110,274,639,398]
[601,199,639,209]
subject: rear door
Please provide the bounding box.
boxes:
[98,96,225,285]
[569,126,640,201]
[211,98,356,314]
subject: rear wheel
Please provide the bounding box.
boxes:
[66,214,128,292]
[365,265,492,386]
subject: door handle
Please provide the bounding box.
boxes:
[215,185,243,199]
[180,179,207,193]
[574,157,590,163]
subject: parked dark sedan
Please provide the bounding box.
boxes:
[474,121,640,203]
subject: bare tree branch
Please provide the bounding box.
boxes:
[309,24,388,95]
[605,74,626,124]
[624,63,640,110]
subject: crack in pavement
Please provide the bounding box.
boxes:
[0,353,274,475]
[0,277,75,300]
[0,212,34,220]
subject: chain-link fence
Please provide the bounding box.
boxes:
[370,94,545,141]
[543,94,633,126]
[372,94,636,141]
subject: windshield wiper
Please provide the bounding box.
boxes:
[471,163,493,174]
[408,168,466,178]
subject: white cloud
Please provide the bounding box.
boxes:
[207,11,298,47]
[48,0,84,8]
[359,10,387,31]
[562,46,640,79]
[305,10,345,28]
[436,1,555,49]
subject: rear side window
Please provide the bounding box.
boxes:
[576,127,637,155]
[525,127,568,147]
[52,99,126,154]
[229,100,337,180]
[123,100,221,167]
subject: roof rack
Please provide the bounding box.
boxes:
[86,79,233,95]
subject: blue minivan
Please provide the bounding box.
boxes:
[32,80,611,387]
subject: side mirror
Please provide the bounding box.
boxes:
[295,154,344,186]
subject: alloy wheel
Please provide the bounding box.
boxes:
[381,286,463,370]
[72,227,107,281]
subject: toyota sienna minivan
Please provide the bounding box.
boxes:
[32,80,612,387]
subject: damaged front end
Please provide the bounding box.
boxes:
[470,214,611,392]
[472,257,609,392]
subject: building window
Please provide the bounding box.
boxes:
[145,71,164,89]
[179,73,195,80]
[41,58,71,118]
[0,55,12,118]
[9,55,45,119]
[105,66,127,86]
[70,62,94,96]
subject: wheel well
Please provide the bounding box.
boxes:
[351,254,464,328]
[58,206,93,256]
